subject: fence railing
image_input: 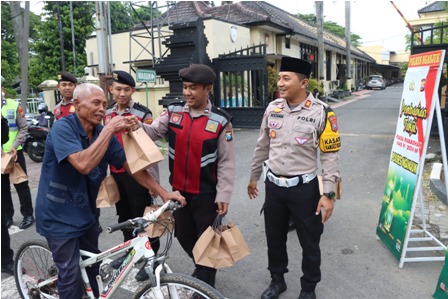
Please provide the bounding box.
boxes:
[15,98,42,114]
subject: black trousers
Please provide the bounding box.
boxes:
[112,172,159,252]
[174,191,217,274]
[1,150,34,219]
[1,211,14,267]
[264,177,323,292]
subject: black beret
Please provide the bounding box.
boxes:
[280,57,312,78]
[179,64,216,84]
[112,70,136,87]
[57,71,77,84]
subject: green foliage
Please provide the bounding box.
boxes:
[267,66,277,100]
[307,78,323,94]
[1,2,40,89]
[32,2,96,84]
[297,13,361,46]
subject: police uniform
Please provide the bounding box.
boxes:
[140,64,235,287]
[1,98,34,229]
[53,71,77,120]
[249,57,340,298]
[105,71,159,241]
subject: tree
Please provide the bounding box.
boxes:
[298,13,362,47]
[1,2,40,96]
[31,2,95,86]
[10,1,30,109]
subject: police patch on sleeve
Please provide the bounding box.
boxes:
[319,109,341,152]
[225,131,233,141]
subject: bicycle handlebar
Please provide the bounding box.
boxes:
[107,200,182,233]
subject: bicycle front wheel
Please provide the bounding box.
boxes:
[134,273,225,299]
[14,240,59,299]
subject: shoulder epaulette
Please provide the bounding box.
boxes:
[132,102,152,115]
[211,106,232,123]
[168,100,185,107]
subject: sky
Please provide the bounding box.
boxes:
[267,0,432,51]
[29,0,432,51]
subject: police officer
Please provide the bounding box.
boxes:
[1,113,14,275]
[139,64,235,288]
[247,57,340,299]
[105,70,160,281]
[1,85,35,230]
[53,71,77,120]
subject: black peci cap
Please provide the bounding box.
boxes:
[112,70,136,87]
[280,57,312,78]
[179,64,216,84]
[57,71,77,84]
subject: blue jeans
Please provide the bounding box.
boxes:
[46,225,100,299]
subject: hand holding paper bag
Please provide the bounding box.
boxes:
[122,128,164,174]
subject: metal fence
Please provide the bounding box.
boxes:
[15,98,42,114]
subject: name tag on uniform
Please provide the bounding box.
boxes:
[205,120,218,133]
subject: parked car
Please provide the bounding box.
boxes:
[366,75,386,90]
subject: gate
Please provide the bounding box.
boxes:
[213,45,269,128]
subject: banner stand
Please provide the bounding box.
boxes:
[399,89,448,268]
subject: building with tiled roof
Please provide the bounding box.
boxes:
[86,1,383,117]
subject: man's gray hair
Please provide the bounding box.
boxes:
[73,83,104,100]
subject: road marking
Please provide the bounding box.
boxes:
[8,226,23,235]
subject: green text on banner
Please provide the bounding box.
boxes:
[376,50,446,261]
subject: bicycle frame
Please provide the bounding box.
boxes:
[29,200,180,299]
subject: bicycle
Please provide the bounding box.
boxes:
[14,200,225,299]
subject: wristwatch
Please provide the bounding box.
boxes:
[323,192,336,200]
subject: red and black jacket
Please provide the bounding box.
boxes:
[167,102,231,195]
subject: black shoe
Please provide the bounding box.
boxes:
[261,274,287,299]
[135,265,149,281]
[298,290,316,299]
[5,218,13,229]
[19,216,35,229]
[1,263,14,276]
[110,253,128,269]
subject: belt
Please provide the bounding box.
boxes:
[266,170,317,188]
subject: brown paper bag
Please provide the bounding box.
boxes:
[192,225,234,269]
[221,222,250,262]
[122,128,164,174]
[193,216,235,269]
[96,176,120,208]
[10,163,28,184]
[143,205,174,238]
[1,153,14,174]
[318,175,342,200]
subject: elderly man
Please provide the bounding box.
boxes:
[35,83,185,299]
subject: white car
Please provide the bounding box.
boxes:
[366,75,386,90]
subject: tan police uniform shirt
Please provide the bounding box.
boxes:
[250,92,340,194]
[141,100,235,204]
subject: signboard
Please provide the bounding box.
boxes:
[376,50,446,261]
[136,69,156,83]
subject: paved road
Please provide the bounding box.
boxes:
[2,84,442,298]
